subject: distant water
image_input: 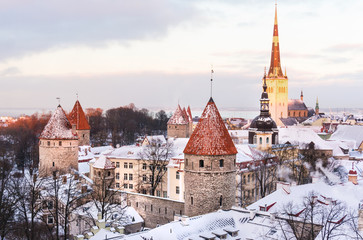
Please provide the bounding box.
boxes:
[0,108,52,117]
[192,110,259,120]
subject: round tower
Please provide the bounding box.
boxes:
[90,155,116,193]
[167,105,189,138]
[249,72,278,150]
[183,98,237,217]
[39,105,79,177]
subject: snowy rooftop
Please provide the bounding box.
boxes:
[40,105,78,140]
[168,105,188,125]
[78,145,114,162]
[92,155,115,169]
[330,125,363,149]
[279,127,332,150]
[122,209,292,240]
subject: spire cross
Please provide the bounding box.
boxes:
[210,65,214,98]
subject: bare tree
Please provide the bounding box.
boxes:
[139,138,173,196]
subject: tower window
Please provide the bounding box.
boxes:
[199,160,204,168]
[176,172,180,179]
[259,137,262,145]
[176,186,180,194]
[59,141,62,146]
[191,197,193,205]
[220,195,223,207]
[108,171,111,176]
[219,159,224,168]
[52,162,55,167]
[266,137,269,144]
[47,141,50,146]
[253,135,257,144]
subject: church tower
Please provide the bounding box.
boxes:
[39,105,78,177]
[315,97,320,115]
[183,98,237,217]
[265,4,288,125]
[68,100,91,146]
[249,72,278,150]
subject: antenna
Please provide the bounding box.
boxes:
[56,97,60,106]
[76,92,79,100]
[210,65,214,98]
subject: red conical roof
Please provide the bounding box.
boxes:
[68,100,90,130]
[187,106,193,122]
[40,105,78,140]
[184,98,237,156]
[168,105,188,125]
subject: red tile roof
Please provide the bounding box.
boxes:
[168,105,188,125]
[187,106,193,122]
[68,100,91,130]
[184,98,237,156]
[40,105,78,140]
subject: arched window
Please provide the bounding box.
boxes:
[219,159,224,168]
[253,135,257,144]
[199,160,204,168]
[219,195,223,207]
[259,137,262,144]
[191,197,194,205]
[266,137,269,144]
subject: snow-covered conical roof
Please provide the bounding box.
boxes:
[40,105,78,140]
[184,98,237,156]
[93,155,115,169]
[168,105,188,125]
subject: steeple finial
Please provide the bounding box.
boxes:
[300,90,303,101]
[56,97,61,106]
[210,65,214,98]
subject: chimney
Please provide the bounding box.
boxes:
[348,163,358,185]
[249,209,257,220]
[62,175,67,184]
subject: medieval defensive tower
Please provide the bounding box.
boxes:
[68,100,91,146]
[167,104,192,138]
[39,105,79,176]
[183,98,237,217]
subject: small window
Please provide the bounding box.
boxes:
[165,207,167,214]
[124,184,128,189]
[48,200,53,210]
[185,159,188,166]
[129,184,133,189]
[124,173,128,180]
[142,163,147,170]
[259,137,262,144]
[98,171,101,177]
[59,141,62,146]
[142,174,147,182]
[199,160,204,168]
[253,135,257,144]
[266,137,269,144]
[116,183,120,188]
[129,174,133,181]
[116,162,120,168]
[220,195,223,207]
[107,171,111,176]
[47,141,50,146]
[47,215,54,224]
[157,190,161,197]
[142,189,147,194]
[243,175,246,184]
[176,186,180,194]
[248,174,250,183]
[191,197,194,205]
[129,163,133,169]
[124,162,128,168]
[52,162,55,167]
[176,172,180,179]
[116,173,120,180]
[163,191,167,198]
[219,159,224,168]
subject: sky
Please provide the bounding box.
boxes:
[0,0,363,113]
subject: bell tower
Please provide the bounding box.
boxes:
[265,4,288,125]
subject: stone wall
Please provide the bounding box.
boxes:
[125,191,184,228]
[167,124,189,138]
[184,154,236,217]
[77,129,90,146]
[39,139,78,177]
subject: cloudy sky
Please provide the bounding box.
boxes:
[0,0,362,113]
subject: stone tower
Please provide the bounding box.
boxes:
[249,73,278,150]
[167,105,190,138]
[90,155,116,192]
[265,4,288,126]
[183,98,237,217]
[68,100,91,146]
[39,105,78,177]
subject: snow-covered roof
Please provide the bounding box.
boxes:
[288,99,308,111]
[279,127,332,150]
[122,209,291,240]
[88,228,123,240]
[78,145,114,162]
[40,105,78,140]
[144,135,166,145]
[168,105,188,125]
[330,125,363,149]
[184,98,237,156]
[92,155,115,169]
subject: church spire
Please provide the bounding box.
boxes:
[260,69,270,117]
[268,3,284,78]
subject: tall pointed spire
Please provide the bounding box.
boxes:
[268,3,284,78]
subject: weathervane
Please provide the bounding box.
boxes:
[56,97,60,106]
[210,65,214,98]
